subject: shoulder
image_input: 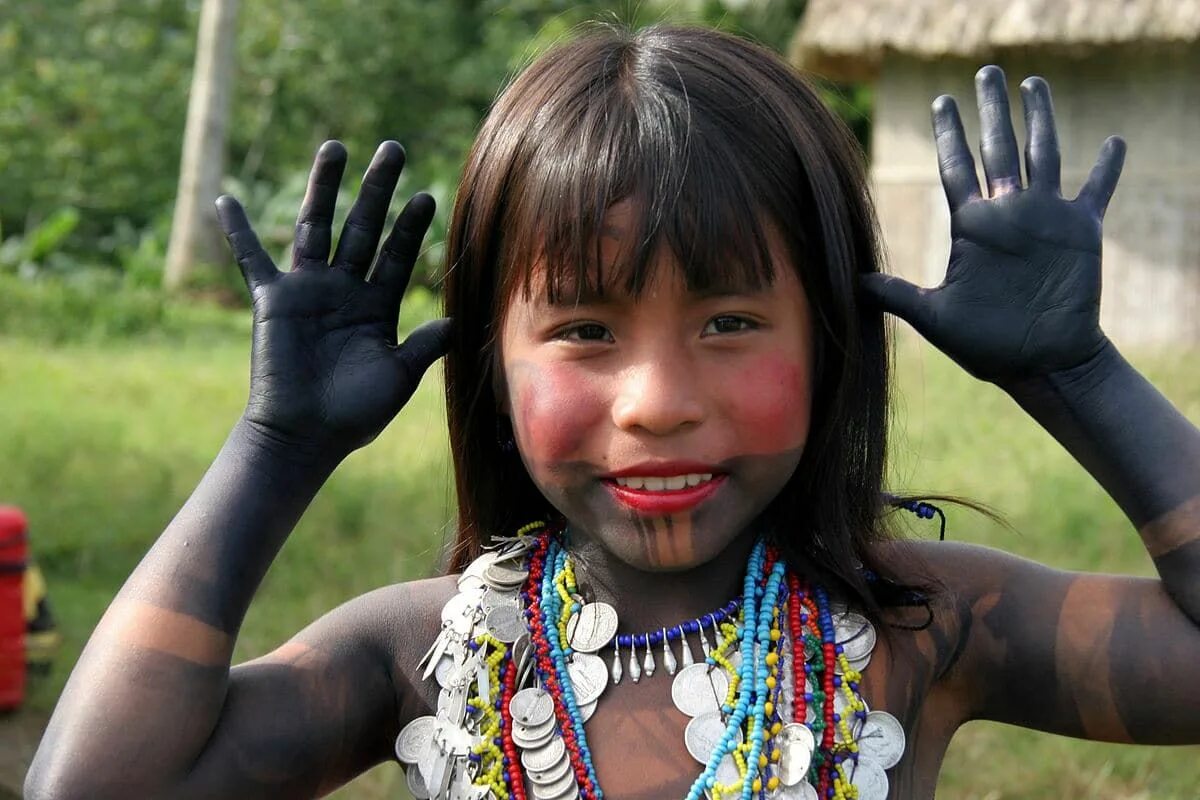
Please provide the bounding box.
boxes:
[867,538,1058,605]
[860,539,1054,682]
[284,573,462,725]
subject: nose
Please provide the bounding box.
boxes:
[611,354,706,436]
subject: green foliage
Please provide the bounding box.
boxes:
[0,0,853,288]
[0,207,81,275]
[0,271,439,345]
[0,0,193,244]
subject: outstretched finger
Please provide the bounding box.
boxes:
[1077,136,1127,218]
[931,95,981,212]
[215,195,279,292]
[859,272,937,338]
[395,317,453,388]
[332,141,407,277]
[373,192,437,304]
[975,66,1022,197]
[293,140,348,270]
[1020,76,1061,192]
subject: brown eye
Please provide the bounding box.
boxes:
[703,315,755,335]
[560,323,613,342]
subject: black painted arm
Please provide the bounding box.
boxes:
[26,142,449,799]
[864,67,1200,743]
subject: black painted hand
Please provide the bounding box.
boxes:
[861,67,1126,387]
[216,140,450,457]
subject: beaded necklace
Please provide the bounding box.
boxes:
[395,523,906,800]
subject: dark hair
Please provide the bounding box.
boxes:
[442,23,901,613]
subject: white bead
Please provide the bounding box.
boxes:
[643,639,656,677]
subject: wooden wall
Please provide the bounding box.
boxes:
[867,46,1200,346]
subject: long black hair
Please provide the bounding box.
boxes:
[443,23,911,614]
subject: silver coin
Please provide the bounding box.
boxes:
[463,551,500,581]
[850,760,889,800]
[395,714,437,764]
[834,612,876,662]
[521,735,566,772]
[510,687,555,727]
[526,747,572,785]
[775,780,820,799]
[684,711,740,765]
[841,650,872,674]
[456,572,485,593]
[566,652,608,706]
[512,633,533,669]
[534,780,579,800]
[485,603,527,642]
[405,762,431,799]
[483,560,528,588]
[671,663,730,717]
[578,698,598,723]
[512,716,557,749]
[714,753,739,786]
[531,765,577,799]
[434,653,458,688]
[565,602,618,653]
[442,591,483,635]
[856,710,905,770]
[776,723,816,786]
[482,586,520,613]
[441,590,483,624]
[702,756,741,799]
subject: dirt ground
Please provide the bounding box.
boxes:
[0,707,48,799]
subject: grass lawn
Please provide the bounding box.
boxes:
[2,325,1198,799]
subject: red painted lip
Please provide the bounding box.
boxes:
[604,461,722,478]
[604,474,727,516]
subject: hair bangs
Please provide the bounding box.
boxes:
[496,42,780,310]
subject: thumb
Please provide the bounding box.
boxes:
[396,317,453,380]
[858,273,937,335]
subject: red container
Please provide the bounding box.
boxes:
[0,505,28,710]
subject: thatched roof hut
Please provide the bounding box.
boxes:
[791,0,1200,345]
[792,0,1200,79]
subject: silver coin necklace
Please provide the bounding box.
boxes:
[395,523,906,800]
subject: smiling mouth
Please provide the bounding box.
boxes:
[612,473,714,491]
[603,473,726,515]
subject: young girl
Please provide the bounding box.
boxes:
[25,23,1200,800]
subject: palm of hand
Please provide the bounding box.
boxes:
[862,68,1126,387]
[245,269,408,449]
[218,140,450,456]
[934,188,1105,383]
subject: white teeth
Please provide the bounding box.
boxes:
[614,473,716,491]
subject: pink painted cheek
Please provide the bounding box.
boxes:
[509,363,609,467]
[723,353,813,456]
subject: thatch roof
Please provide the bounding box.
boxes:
[791,0,1200,80]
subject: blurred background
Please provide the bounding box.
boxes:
[1,0,1198,797]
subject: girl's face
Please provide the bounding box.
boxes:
[499,205,815,573]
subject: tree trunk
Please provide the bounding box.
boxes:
[164,0,240,294]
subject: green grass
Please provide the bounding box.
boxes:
[2,321,1199,799]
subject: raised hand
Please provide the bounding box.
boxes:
[861,66,1127,387]
[216,140,450,458]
